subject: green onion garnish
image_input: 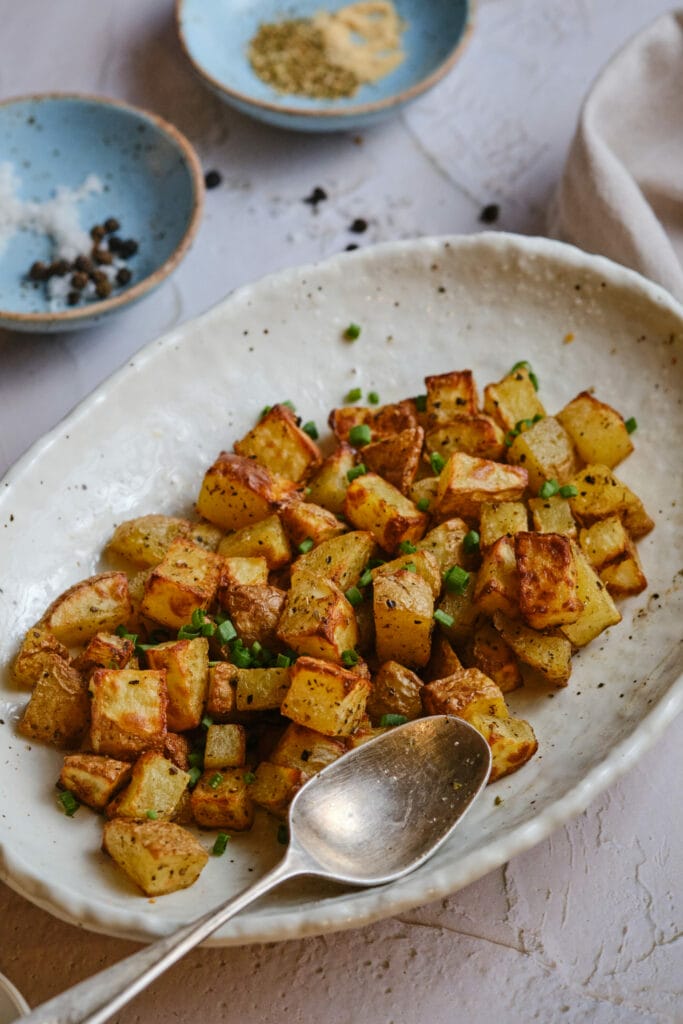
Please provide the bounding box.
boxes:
[115,624,137,644]
[510,360,539,390]
[463,530,480,553]
[345,586,363,607]
[625,416,637,434]
[188,750,204,769]
[367,391,380,405]
[344,323,361,341]
[414,394,427,412]
[58,791,79,817]
[444,565,470,594]
[302,421,319,440]
[434,609,455,628]
[341,649,359,667]
[559,484,578,498]
[416,497,430,512]
[216,618,237,645]
[231,640,252,668]
[539,479,560,499]
[146,809,158,820]
[358,568,373,587]
[282,400,296,413]
[188,766,202,788]
[349,423,372,447]
[298,537,315,554]
[260,405,272,419]
[212,833,230,856]
[276,652,292,668]
[208,773,223,790]
[243,772,256,784]
[430,452,446,475]
[379,714,408,727]
[345,387,362,403]
[201,715,213,729]
[347,463,367,482]
[404,562,417,573]
[399,540,417,554]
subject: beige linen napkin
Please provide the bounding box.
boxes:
[549,10,683,303]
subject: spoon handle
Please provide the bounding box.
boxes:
[20,847,310,1024]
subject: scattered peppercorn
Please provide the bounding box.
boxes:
[118,239,138,259]
[28,261,50,281]
[116,267,132,286]
[67,291,80,306]
[95,278,112,299]
[204,170,222,189]
[104,217,121,233]
[50,259,71,277]
[108,235,123,253]
[70,272,88,291]
[90,224,106,242]
[304,186,327,207]
[480,203,500,224]
[74,254,94,275]
[349,217,367,233]
[345,243,359,251]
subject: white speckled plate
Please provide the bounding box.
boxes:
[1,234,682,946]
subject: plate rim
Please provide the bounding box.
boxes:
[1,231,682,945]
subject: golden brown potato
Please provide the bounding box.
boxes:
[106,752,189,821]
[469,712,538,782]
[102,819,208,896]
[196,452,295,531]
[41,572,131,648]
[234,403,322,482]
[234,667,291,711]
[559,543,622,648]
[270,722,347,778]
[361,427,424,494]
[89,668,167,761]
[220,556,269,589]
[373,569,434,668]
[222,584,287,650]
[305,443,356,514]
[141,539,222,631]
[493,611,573,687]
[281,656,370,737]
[190,768,254,830]
[344,472,428,553]
[72,632,135,675]
[471,621,523,693]
[145,637,209,732]
[528,495,578,539]
[367,661,424,723]
[483,366,546,431]
[277,571,358,663]
[217,514,292,570]
[424,415,506,462]
[568,465,654,538]
[434,575,480,648]
[557,391,634,468]
[425,370,478,425]
[415,518,471,573]
[249,761,304,818]
[329,399,418,444]
[290,530,375,592]
[515,532,582,630]
[371,548,442,600]
[479,502,528,550]
[12,625,70,688]
[473,535,519,618]
[205,662,239,720]
[203,724,247,769]
[107,514,222,568]
[279,501,347,548]
[507,416,578,492]
[59,754,132,811]
[422,667,508,721]
[435,453,528,521]
[18,658,89,748]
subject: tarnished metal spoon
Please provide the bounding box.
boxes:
[21,715,491,1024]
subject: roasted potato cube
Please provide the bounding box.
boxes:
[425,633,464,681]
[196,452,295,531]
[249,761,304,818]
[106,752,189,820]
[145,637,209,732]
[471,621,522,693]
[18,658,89,748]
[528,495,578,538]
[559,544,622,647]
[59,754,132,811]
[73,631,135,675]
[579,515,630,570]
[483,366,546,431]
[163,732,191,770]
[557,391,634,468]
[13,625,70,688]
[568,465,654,538]
[203,724,247,769]
[305,443,355,514]
[107,514,222,567]
[424,415,505,462]
[102,819,208,896]
[281,655,370,736]
[373,569,434,668]
[409,476,439,513]
[280,501,347,548]
[277,571,358,663]
[141,539,222,630]
[290,530,375,591]
[234,403,322,482]
[434,574,480,646]
[515,532,582,629]
[599,543,647,596]
[344,473,428,553]
[206,662,239,720]
[507,416,578,492]
[415,518,470,572]
[329,400,418,444]
[222,584,287,650]
[271,723,347,778]
[425,370,478,425]
[436,453,528,521]
[361,427,424,494]
[217,514,292,569]
[89,668,167,760]
[235,667,291,711]
[371,548,442,600]
[479,501,528,549]
[220,556,269,589]
[493,611,573,687]
[469,713,538,782]
[190,768,254,830]
[367,661,424,723]
[422,667,509,720]
[473,536,519,618]
[41,572,131,647]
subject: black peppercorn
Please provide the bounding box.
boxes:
[118,239,139,259]
[204,170,222,189]
[74,254,94,275]
[116,267,132,286]
[479,203,500,224]
[90,224,106,243]
[108,235,122,253]
[93,247,113,265]
[67,291,80,306]
[304,186,327,207]
[28,261,50,281]
[349,218,367,233]
[70,272,89,290]
[104,217,120,233]
[50,259,71,277]
[95,278,112,299]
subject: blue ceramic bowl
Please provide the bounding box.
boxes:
[0,95,204,333]
[176,0,471,132]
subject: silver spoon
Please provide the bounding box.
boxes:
[21,715,491,1024]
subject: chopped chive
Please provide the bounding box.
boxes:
[115,625,138,644]
[368,558,386,569]
[399,540,418,554]
[212,832,230,856]
[532,413,544,423]
[539,479,560,499]
[379,713,408,727]
[191,609,205,628]
[344,386,363,403]
[444,565,470,594]
[282,400,296,413]
[463,530,480,554]
[414,394,427,412]
[302,421,319,440]
[277,824,289,845]
[146,809,158,820]
[178,624,200,640]
[367,391,380,405]
[347,463,367,482]
[359,568,373,587]
[276,652,292,668]
[510,360,539,390]
[344,323,361,341]
[345,585,363,607]
[434,608,455,628]
[208,773,223,789]
[529,371,540,392]
[430,452,446,475]
[216,619,237,645]
[349,423,372,447]
[231,640,252,668]
[298,537,315,554]
[188,766,202,788]
[58,791,79,817]
[201,715,213,729]
[515,418,534,433]
[304,486,312,496]
[188,750,204,769]
[559,484,578,498]
[625,416,637,434]
[243,772,256,784]
[503,431,518,448]
[200,622,216,637]
[404,562,417,573]
[260,405,272,419]
[416,497,431,512]
[341,649,359,667]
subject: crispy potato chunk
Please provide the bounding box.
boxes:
[234,667,291,711]
[107,514,223,568]
[469,713,538,782]
[270,722,347,778]
[41,572,131,648]
[13,625,70,688]
[434,574,480,647]
[425,370,478,425]
[415,518,470,573]
[277,571,358,663]
[234,403,322,482]
[483,366,546,431]
[280,501,347,548]
[206,662,239,720]
[59,754,132,811]
[305,443,355,514]
[106,752,190,821]
[191,768,254,830]
[249,762,304,818]
[145,637,209,732]
[73,632,135,675]
[89,668,167,761]
[373,569,434,668]
[220,556,269,589]
[204,724,247,769]
[290,530,375,592]
[102,819,208,896]
[559,544,621,647]
[196,452,295,531]
[473,535,519,618]
[18,658,89,748]
[422,667,508,721]
[493,611,573,687]
[528,495,577,539]
[424,415,505,462]
[425,633,464,681]
[599,544,647,596]
[479,501,528,549]
[471,621,522,693]
[557,391,634,468]
[344,473,428,553]
[371,549,442,600]
[141,539,222,630]
[281,656,370,737]
[329,400,418,444]
[409,476,439,513]
[217,514,291,569]
[361,427,424,494]
[223,584,287,650]
[507,416,578,492]
[568,465,654,538]
[436,453,528,521]
[515,532,582,630]
[579,515,630,570]
[367,661,424,723]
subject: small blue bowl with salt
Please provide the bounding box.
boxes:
[176,0,472,132]
[0,94,204,332]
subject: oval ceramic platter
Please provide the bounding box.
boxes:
[0,234,682,946]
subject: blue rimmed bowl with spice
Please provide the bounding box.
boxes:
[176,0,472,132]
[0,94,204,333]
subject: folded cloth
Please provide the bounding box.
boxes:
[549,10,683,303]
